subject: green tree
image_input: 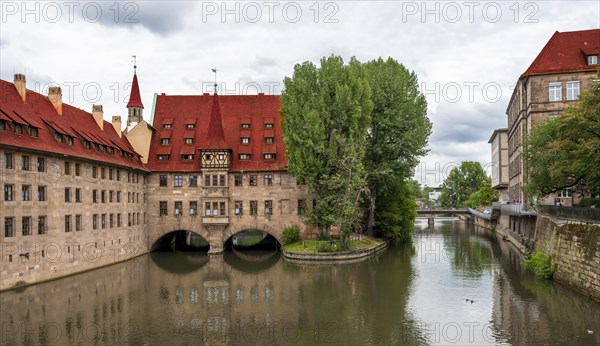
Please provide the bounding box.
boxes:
[363,57,431,236]
[464,177,499,207]
[441,161,487,207]
[280,55,373,242]
[420,185,434,199]
[374,179,417,242]
[524,76,600,200]
[407,179,422,199]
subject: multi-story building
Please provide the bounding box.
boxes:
[1,69,309,289]
[506,29,599,207]
[489,128,508,204]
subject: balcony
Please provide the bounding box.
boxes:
[202,216,230,225]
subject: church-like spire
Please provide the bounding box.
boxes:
[126,56,143,127]
[127,73,144,108]
[206,94,230,149]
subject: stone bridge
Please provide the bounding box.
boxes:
[147,213,304,254]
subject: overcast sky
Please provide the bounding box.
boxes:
[1,1,599,186]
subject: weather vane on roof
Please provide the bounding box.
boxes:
[132,55,137,74]
[211,67,218,94]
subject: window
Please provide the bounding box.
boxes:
[241,123,250,129]
[22,216,31,236]
[205,175,211,187]
[101,214,106,229]
[241,137,250,144]
[548,82,561,102]
[37,157,45,172]
[75,163,81,176]
[189,175,198,187]
[264,154,275,160]
[101,190,106,203]
[235,201,243,215]
[65,215,72,232]
[21,155,30,170]
[265,123,274,129]
[93,214,98,230]
[76,188,82,203]
[76,215,82,231]
[181,154,194,160]
[64,162,71,175]
[4,153,13,169]
[38,216,46,235]
[205,202,211,216]
[250,201,258,215]
[249,175,257,186]
[566,81,580,101]
[109,190,113,203]
[13,124,22,134]
[212,175,218,186]
[264,174,273,186]
[160,201,168,216]
[163,124,172,130]
[161,138,170,145]
[220,202,226,216]
[22,185,30,201]
[160,175,168,187]
[38,186,46,201]
[174,201,183,216]
[589,55,598,65]
[174,175,183,187]
[239,154,251,160]
[185,138,194,144]
[4,184,14,201]
[101,168,105,179]
[117,214,122,227]
[109,169,113,180]
[212,202,219,216]
[0,120,4,131]
[28,127,38,138]
[298,199,306,215]
[5,217,14,237]
[219,175,225,186]
[265,137,274,144]
[92,166,98,179]
[186,124,195,129]
[234,175,242,187]
[558,189,571,198]
[265,200,273,215]
[65,188,71,202]
[190,201,197,216]
[116,170,121,181]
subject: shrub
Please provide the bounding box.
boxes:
[316,241,334,252]
[524,250,555,279]
[282,225,300,245]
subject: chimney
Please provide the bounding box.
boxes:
[92,105,104,130]
[112,116,122,137]
[14,74,26,102]
[48,87,63,115]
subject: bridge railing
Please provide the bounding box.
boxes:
[538,205,600,222]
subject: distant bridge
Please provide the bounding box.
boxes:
[416,209,470,215]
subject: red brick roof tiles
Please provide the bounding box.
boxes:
[0,79,146,171]
[521,29,600,78]
[147,94,288,172]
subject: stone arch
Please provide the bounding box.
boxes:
[223,221,283,246]
[149,227,211,252]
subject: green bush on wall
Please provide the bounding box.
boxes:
[282,225,300,245]
[524,250,556,279]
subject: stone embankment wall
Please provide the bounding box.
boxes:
[534,215,600,302]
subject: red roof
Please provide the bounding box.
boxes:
[0,79,146,171]
[147,94,288,172]
[521,29,600,78]
[126,73,144,108]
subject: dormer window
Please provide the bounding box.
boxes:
[241,137,250,144]
[163,124,172,130]
[186,124,195,129]
[27,127,38,138]
[161,138,170,145]
[265,137,274,144]
[66,136,73,146]
[241,123,250,129]
[239,154,251,160]
[264,153,275,160]
[0,120,5,131]
[588,55,598,65]
[184,138,194,144]
[181,154,194,160]
[157,154,170,161]
[12,123,23,134]
[265,123,274,129]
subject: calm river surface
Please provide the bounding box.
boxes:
[1,219,599,345]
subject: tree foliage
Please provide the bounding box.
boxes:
[464,177,499,207]
[280,55,373,239]
[524,76,600,199]
[440,161,487,207]
[374,179,417,242]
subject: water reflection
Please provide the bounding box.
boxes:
[1,220,598,345]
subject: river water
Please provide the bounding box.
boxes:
[1,219,599,345]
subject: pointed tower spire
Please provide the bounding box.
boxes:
[206,94,230,149]
[126,56,144,127]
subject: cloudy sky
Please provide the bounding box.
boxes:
[1,1,599,186]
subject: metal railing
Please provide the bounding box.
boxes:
[538,205,600,222]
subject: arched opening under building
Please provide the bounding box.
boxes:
[151,230,210,252]
[223,230,281,272]
[224,229,280,251]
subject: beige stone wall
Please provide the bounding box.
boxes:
[0,146,148,291]
[125,121,153,164]
[146,171,309,252]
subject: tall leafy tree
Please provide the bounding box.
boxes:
[364,57,431,236]
[524,76,600,199]
[280,55,373,240]
[441,161,487,207]
[464,176,499,207]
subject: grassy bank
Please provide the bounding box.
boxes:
[284,237,384,254]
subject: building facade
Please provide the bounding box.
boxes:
[489,128,509,204]
[506,29,599,207]
[1,69,309,290]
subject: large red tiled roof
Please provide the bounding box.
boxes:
[126,73,144,108]
[521,29,600,78]
[148,94,287,172]
[0,79,146,170]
